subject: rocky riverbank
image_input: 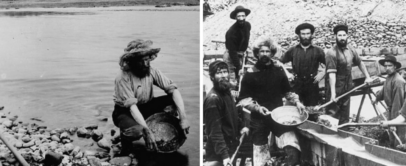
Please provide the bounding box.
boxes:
[0,107,133,166]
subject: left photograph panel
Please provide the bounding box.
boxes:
[0,1,200,166]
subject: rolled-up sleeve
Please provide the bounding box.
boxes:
[351,48,362,66]
[281,47,293,64]
[114,75,137,107]
[325,49,337,73]
[151,68,177,94]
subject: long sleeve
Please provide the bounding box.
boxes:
[375,88,384,102]
[392,79,406,115]
[204,96,230,159]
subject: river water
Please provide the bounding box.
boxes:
[0,6,199,166]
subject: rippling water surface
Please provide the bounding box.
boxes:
[0,6,199,166]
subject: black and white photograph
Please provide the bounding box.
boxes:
[0,0,199,166]
[203,0,406,165]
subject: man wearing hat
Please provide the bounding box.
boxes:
[373,55,406,146]
[204,60,249,166]
[113,39,189,154]
[203,0,213,21]
[281,23,326,107]
[224,5,251,83]
[324,24,373,125]
[238,37,305,166]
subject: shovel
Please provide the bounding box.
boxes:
[314,83,368,130]
[374,103,403,145]
[313,82,367,112]
[313,77,381,113]
[334,122,406,132]
[227,133,246,166]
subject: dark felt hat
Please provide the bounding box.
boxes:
[123,39,160,60]
[333,24,348,34]
[379,55,401,69]
[295,23,315,35]
[230,6,251,19]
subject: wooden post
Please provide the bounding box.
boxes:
[332,148,343,166]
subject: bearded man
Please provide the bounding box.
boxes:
[224,5,251,82]
[324,24,373,124]
[204,61,249,166]
[112,39,189,154]
[238,38,306,166]
[373,55,406,146]
[281,23,326,106]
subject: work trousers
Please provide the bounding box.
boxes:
[112,95,175,155]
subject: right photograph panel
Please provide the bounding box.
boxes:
[202,0,406,165]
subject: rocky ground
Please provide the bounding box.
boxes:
[203,0,406,52]
[0,106,135,166]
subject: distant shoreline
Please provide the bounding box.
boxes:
[0,0,200,9]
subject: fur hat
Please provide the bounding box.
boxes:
[209,61,228,77]
[333,24,348,34]
[295,23,315,35]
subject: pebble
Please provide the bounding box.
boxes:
[0,113,127,165]
[2,120,12,128]
[77,127,89,138]
[92,130,104,142]
[97,138,111,151]
[51,135,61,142]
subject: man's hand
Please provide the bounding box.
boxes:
[364,77,373,85]
[143,127,158,152]
[180,119,190,135]
[287,72,294,82]
[240,127,249,136]
[380,121,389,128]
[238,69,244,76]
[330,93,337,103]
[313,71,325,84]
[259,106,270,116]
[296,102,306,114]
[231,90,239,99]
[372,99,378,105]
[273,60,282,68]
[390,126,397,132]
[223,158,231,166]
[313,105,321,111]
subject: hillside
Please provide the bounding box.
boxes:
[204,0,406,52]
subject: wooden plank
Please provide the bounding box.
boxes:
[203,53,223,60]
[365,143,406,165]
[337,129,376,145]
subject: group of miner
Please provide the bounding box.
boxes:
[204,5,406,166]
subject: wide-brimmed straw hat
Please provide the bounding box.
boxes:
[379,55,401,69]
[230,6,251,19]
[123,39,161,59]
